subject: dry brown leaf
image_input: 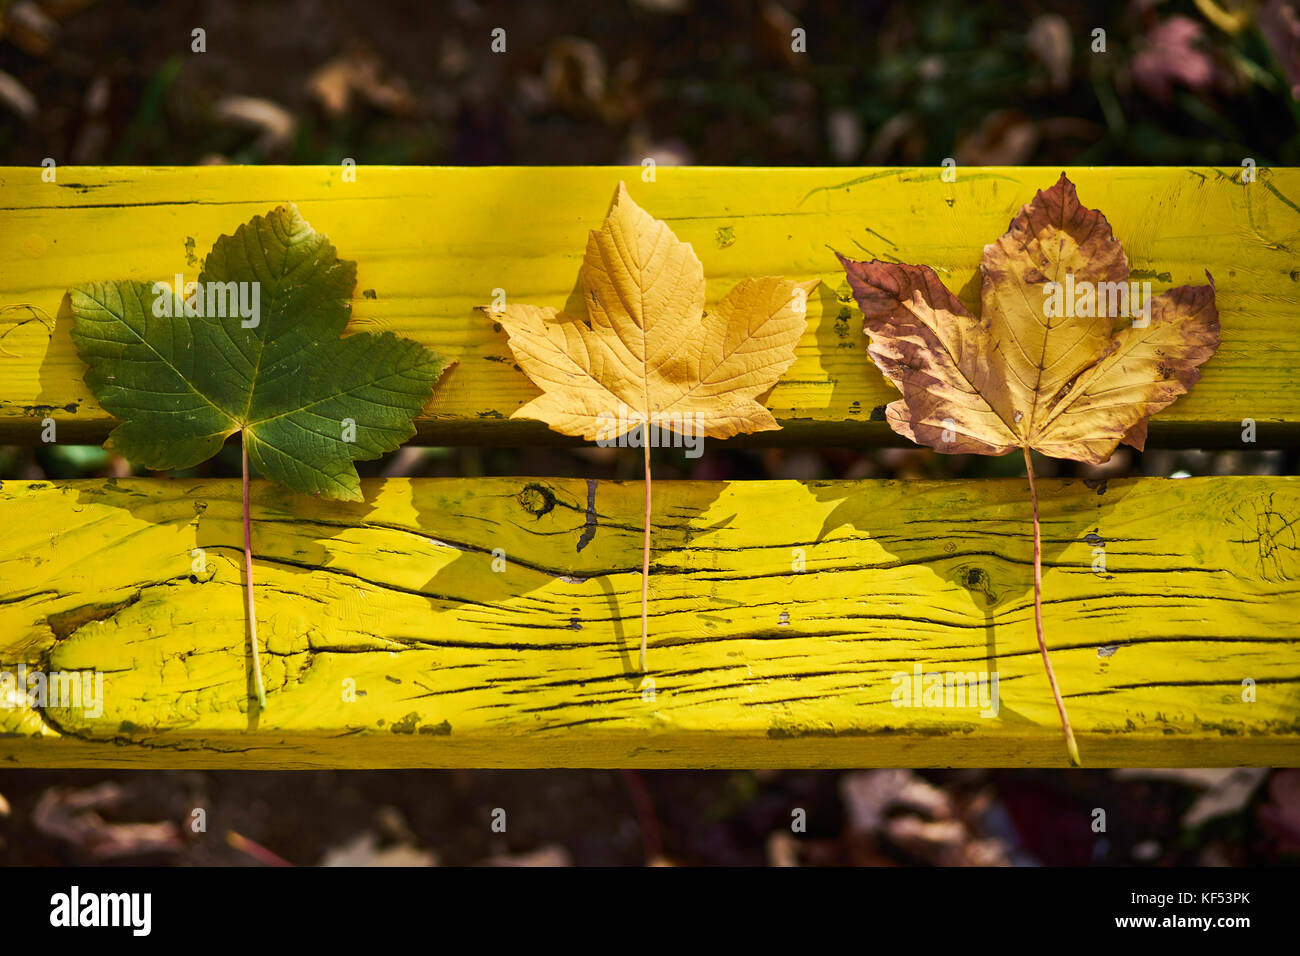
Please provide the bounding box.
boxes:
[1132,16,1222,103]
[4,1,59,57]
[480,844,572,867]
[213,95,296,153]
[0,70,37,121]
[840,175,1218,465]
[1114,767,1268,827]
[308,43,417,118]
[1026,14,1072,91]
[765,831,801,867]
[319,831,436,867]
[955,109,1039,166]
[839,173,1219,764]
[840,769,952,834]
[491,183,816,673]
[543,37,608,117]
[32,783,184,859]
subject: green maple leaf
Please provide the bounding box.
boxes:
[68,204,451,707]
[69,203,449,500]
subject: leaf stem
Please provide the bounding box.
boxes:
[1023,447,1079,766]
[242,434,267,710]
[640,438,651,674]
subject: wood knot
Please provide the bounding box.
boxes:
[518,482,557,518]
[954,563,999,608]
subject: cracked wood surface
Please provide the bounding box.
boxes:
[2,166,1299,447]
[1,475,1297,767]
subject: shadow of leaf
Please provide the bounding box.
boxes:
[807,471,1137,725]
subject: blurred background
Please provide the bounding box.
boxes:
[1,0,1298,866]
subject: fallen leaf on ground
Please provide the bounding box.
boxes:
[308,43,416,117]
[1026,14,1072,91]
[1131,16,1220,102]
[214,96,297,153]
[1115,767,1269,827]
[32,783,183,859]
[319,831,437,867]
[4,1,59,56]
[480,844,572,867]
[840,770,1010,866]
[840,769,952,834]
[765,831,800,867]
[543,37,610,117]
[0,70,37,120]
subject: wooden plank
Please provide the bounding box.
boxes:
[2,166,1298,447]
[1,475,1296,767]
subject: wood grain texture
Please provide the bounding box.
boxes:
[1,475,1296,767]
[2,166,1298,446]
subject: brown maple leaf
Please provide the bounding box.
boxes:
[839,173,1220,764]
[489,182,817,675]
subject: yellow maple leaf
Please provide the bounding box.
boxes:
[491,182,817,673]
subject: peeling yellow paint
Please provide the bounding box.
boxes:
[0,475,1296,767]
[1,166,1298,445]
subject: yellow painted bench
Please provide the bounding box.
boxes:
[1,166,1298,768]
